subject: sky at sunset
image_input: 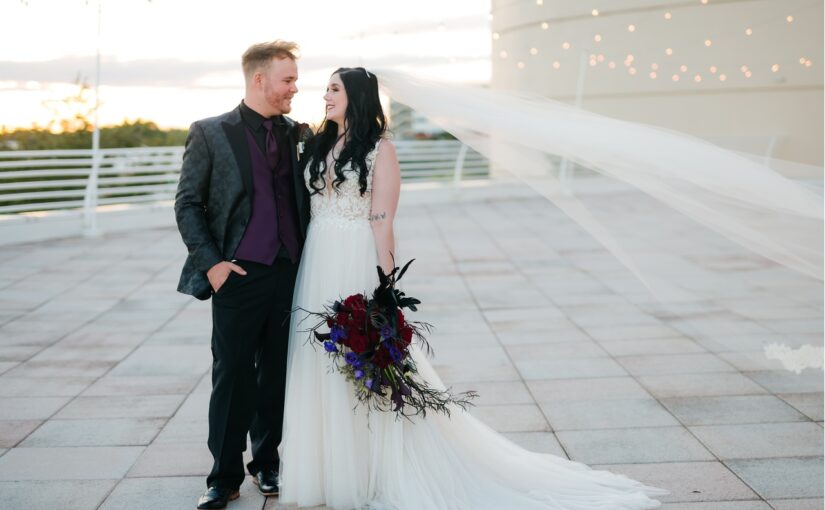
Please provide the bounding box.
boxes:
[0,0,491,130]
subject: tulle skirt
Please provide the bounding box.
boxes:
[279,216,667,510]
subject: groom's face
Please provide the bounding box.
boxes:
[260,57,298,115]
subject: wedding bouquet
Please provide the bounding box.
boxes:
[301,260,477,418]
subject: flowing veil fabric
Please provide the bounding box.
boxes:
[375,70,823,293]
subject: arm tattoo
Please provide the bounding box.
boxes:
[368,211,387,222]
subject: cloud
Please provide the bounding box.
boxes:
[0,54,488,89]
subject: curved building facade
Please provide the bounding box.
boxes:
[491,0,823,165]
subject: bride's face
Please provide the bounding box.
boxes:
[323,73,348,125]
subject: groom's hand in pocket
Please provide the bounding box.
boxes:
[207,261,247,293]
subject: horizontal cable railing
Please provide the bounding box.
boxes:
[0,141,488,215]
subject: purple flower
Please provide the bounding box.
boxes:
[323,341,338,353]
[344,351,362,367]
[388,344,402,363]
[365,378,373,389]
[354,369,364,379]
[330,325,347,343]
[380,324,393,339]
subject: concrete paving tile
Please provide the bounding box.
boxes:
[0,376,92,397]
[746,370,824,394]
[659,502,770,509]
[127,442,213,477]
[717,351,793,372]
[0,345,42,362]
[55,395,185,419]
[173,392,210,418]
[515,357,627,380]
[100,475,265,510]
[434,359,521,383]
[0,446,144,480]
[556,427,714,464]
[726,457,824,499]
[5,360,114,378]
[541,398,679,431]
[617,354,735,376]
[768,499,825,510]
[482,306,566,323]
[689,422,823,459]
[505,340,607,360]
[0,362,18,375]
[30,345,133,363]
[469,404,550,432]
[448,380,534,406]
[0,397,69,420]
[779,393,824,421]
[579,324,679,342]
[527,377,652,402]
[0,420,42,448]
[592,461,760,503]
[0,479,117,510]
[152,417,208,445]
[638,373,768,398]
[20,418,165,447]
[109,345,211,376]
[82,375,201,397]
[598,338,706,357]
[496,327,592,345]
[502,431,567,457]
[660,395,809,425]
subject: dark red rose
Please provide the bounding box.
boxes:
[326,318,335,328]
[336,311,350,327]
[344,294,366,310]
[349,332,369,354]
[400,326,413,346]
[373,345,392,368]
[396,309,405,326]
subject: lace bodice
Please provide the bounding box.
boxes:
[304,140,382,222]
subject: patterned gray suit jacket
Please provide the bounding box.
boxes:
[174,104,310,300]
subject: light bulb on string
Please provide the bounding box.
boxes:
[709,65,717,73]
[649,71,657,79]
[694,74,702,82]
[680,64,688,72]
[500,51,508,59]
[665,48,673,56]
[552,60,561,69]
[530,47,538,56]
[664,12,672,20]
[591,9,599,16]
[562,42,571,50]
[786,15,794,23]
[541,22,549,30]
[594,34,602,42]
[628,67,637,75]
[672,74,680,82]
[805,60,813,68]
[740,64,749,72]
[492,33,500,40]
[608,61,616,69]
[651,63,659,70]
[704,39,712,47]
[771,64,780,72]
[799,57,806,65]
[628,24,636,32]
[517,61,525,70]
[719,74,727,81]
[745,27,753,36]
[597,54,605,62]
[745,71,752,78]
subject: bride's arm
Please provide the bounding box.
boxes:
[369,140,401,274]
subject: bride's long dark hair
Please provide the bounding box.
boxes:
[306,67,387,196]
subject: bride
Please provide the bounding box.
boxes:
[278,66,668,510]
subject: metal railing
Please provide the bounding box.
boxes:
[0,140,488,217]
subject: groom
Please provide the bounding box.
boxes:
[174,40,310,509]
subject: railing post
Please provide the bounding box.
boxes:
[559,50,588,195]
[452,143,468,185]
[83,0,102,238]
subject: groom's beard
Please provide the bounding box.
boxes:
[266,92,293,115]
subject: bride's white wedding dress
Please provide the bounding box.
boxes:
[279,140,667,510]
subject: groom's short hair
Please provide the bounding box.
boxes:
[242,40,300,81]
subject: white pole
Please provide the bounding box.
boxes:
[452,143,468,185]
[83,0,101,237]
[559,50,588,195]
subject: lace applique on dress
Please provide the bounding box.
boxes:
[305,139,383,222]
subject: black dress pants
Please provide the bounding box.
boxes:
[206,257,297,490]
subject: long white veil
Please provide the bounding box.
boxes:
[376,70,823,300]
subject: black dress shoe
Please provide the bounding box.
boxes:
[197,486,240,509]
[252,469,280,496]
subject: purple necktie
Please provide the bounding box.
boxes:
[261,119,279,169]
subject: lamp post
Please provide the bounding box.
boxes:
[82,0,102,237]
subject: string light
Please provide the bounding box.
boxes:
[680,64,688,72]
[530,47,538,55]
[649,71,657,79]
[517,61,525,69]
[597,54,605,62]
[541,22,549,30]
[694,74,702,82]
[628,24,636,32]
[771,64,780,72]
[664,12,672,20]
[608,61,616,69]
[499,51,508,59]
[651,63,659,70]
[719,74,727,81]
[799,57,806,65]
[552,60,561,69]
[672,74,680,82]
[740,64,749,72]
[562,41,571,50]
[745,27,753,36]
[701,0,709,4]
[536,0,543,5]
[628,67,637,75]
[626,54,635,62]
[709,65,717,73]
[591,9,599,16]
[786,15,794,23]
[704,39,713,47]
[665,48,673,56]
[492,33,500,40]
[594,34,602,42]
[745,70,752,78]
[589,58,598,67]
[805,60,813,68]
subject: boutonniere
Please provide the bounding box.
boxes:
[293,122,311,160]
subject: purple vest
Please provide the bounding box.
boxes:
[234,127,302,264]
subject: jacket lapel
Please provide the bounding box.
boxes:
[221,106,253,198]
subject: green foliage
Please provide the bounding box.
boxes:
[0,120,188,151]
